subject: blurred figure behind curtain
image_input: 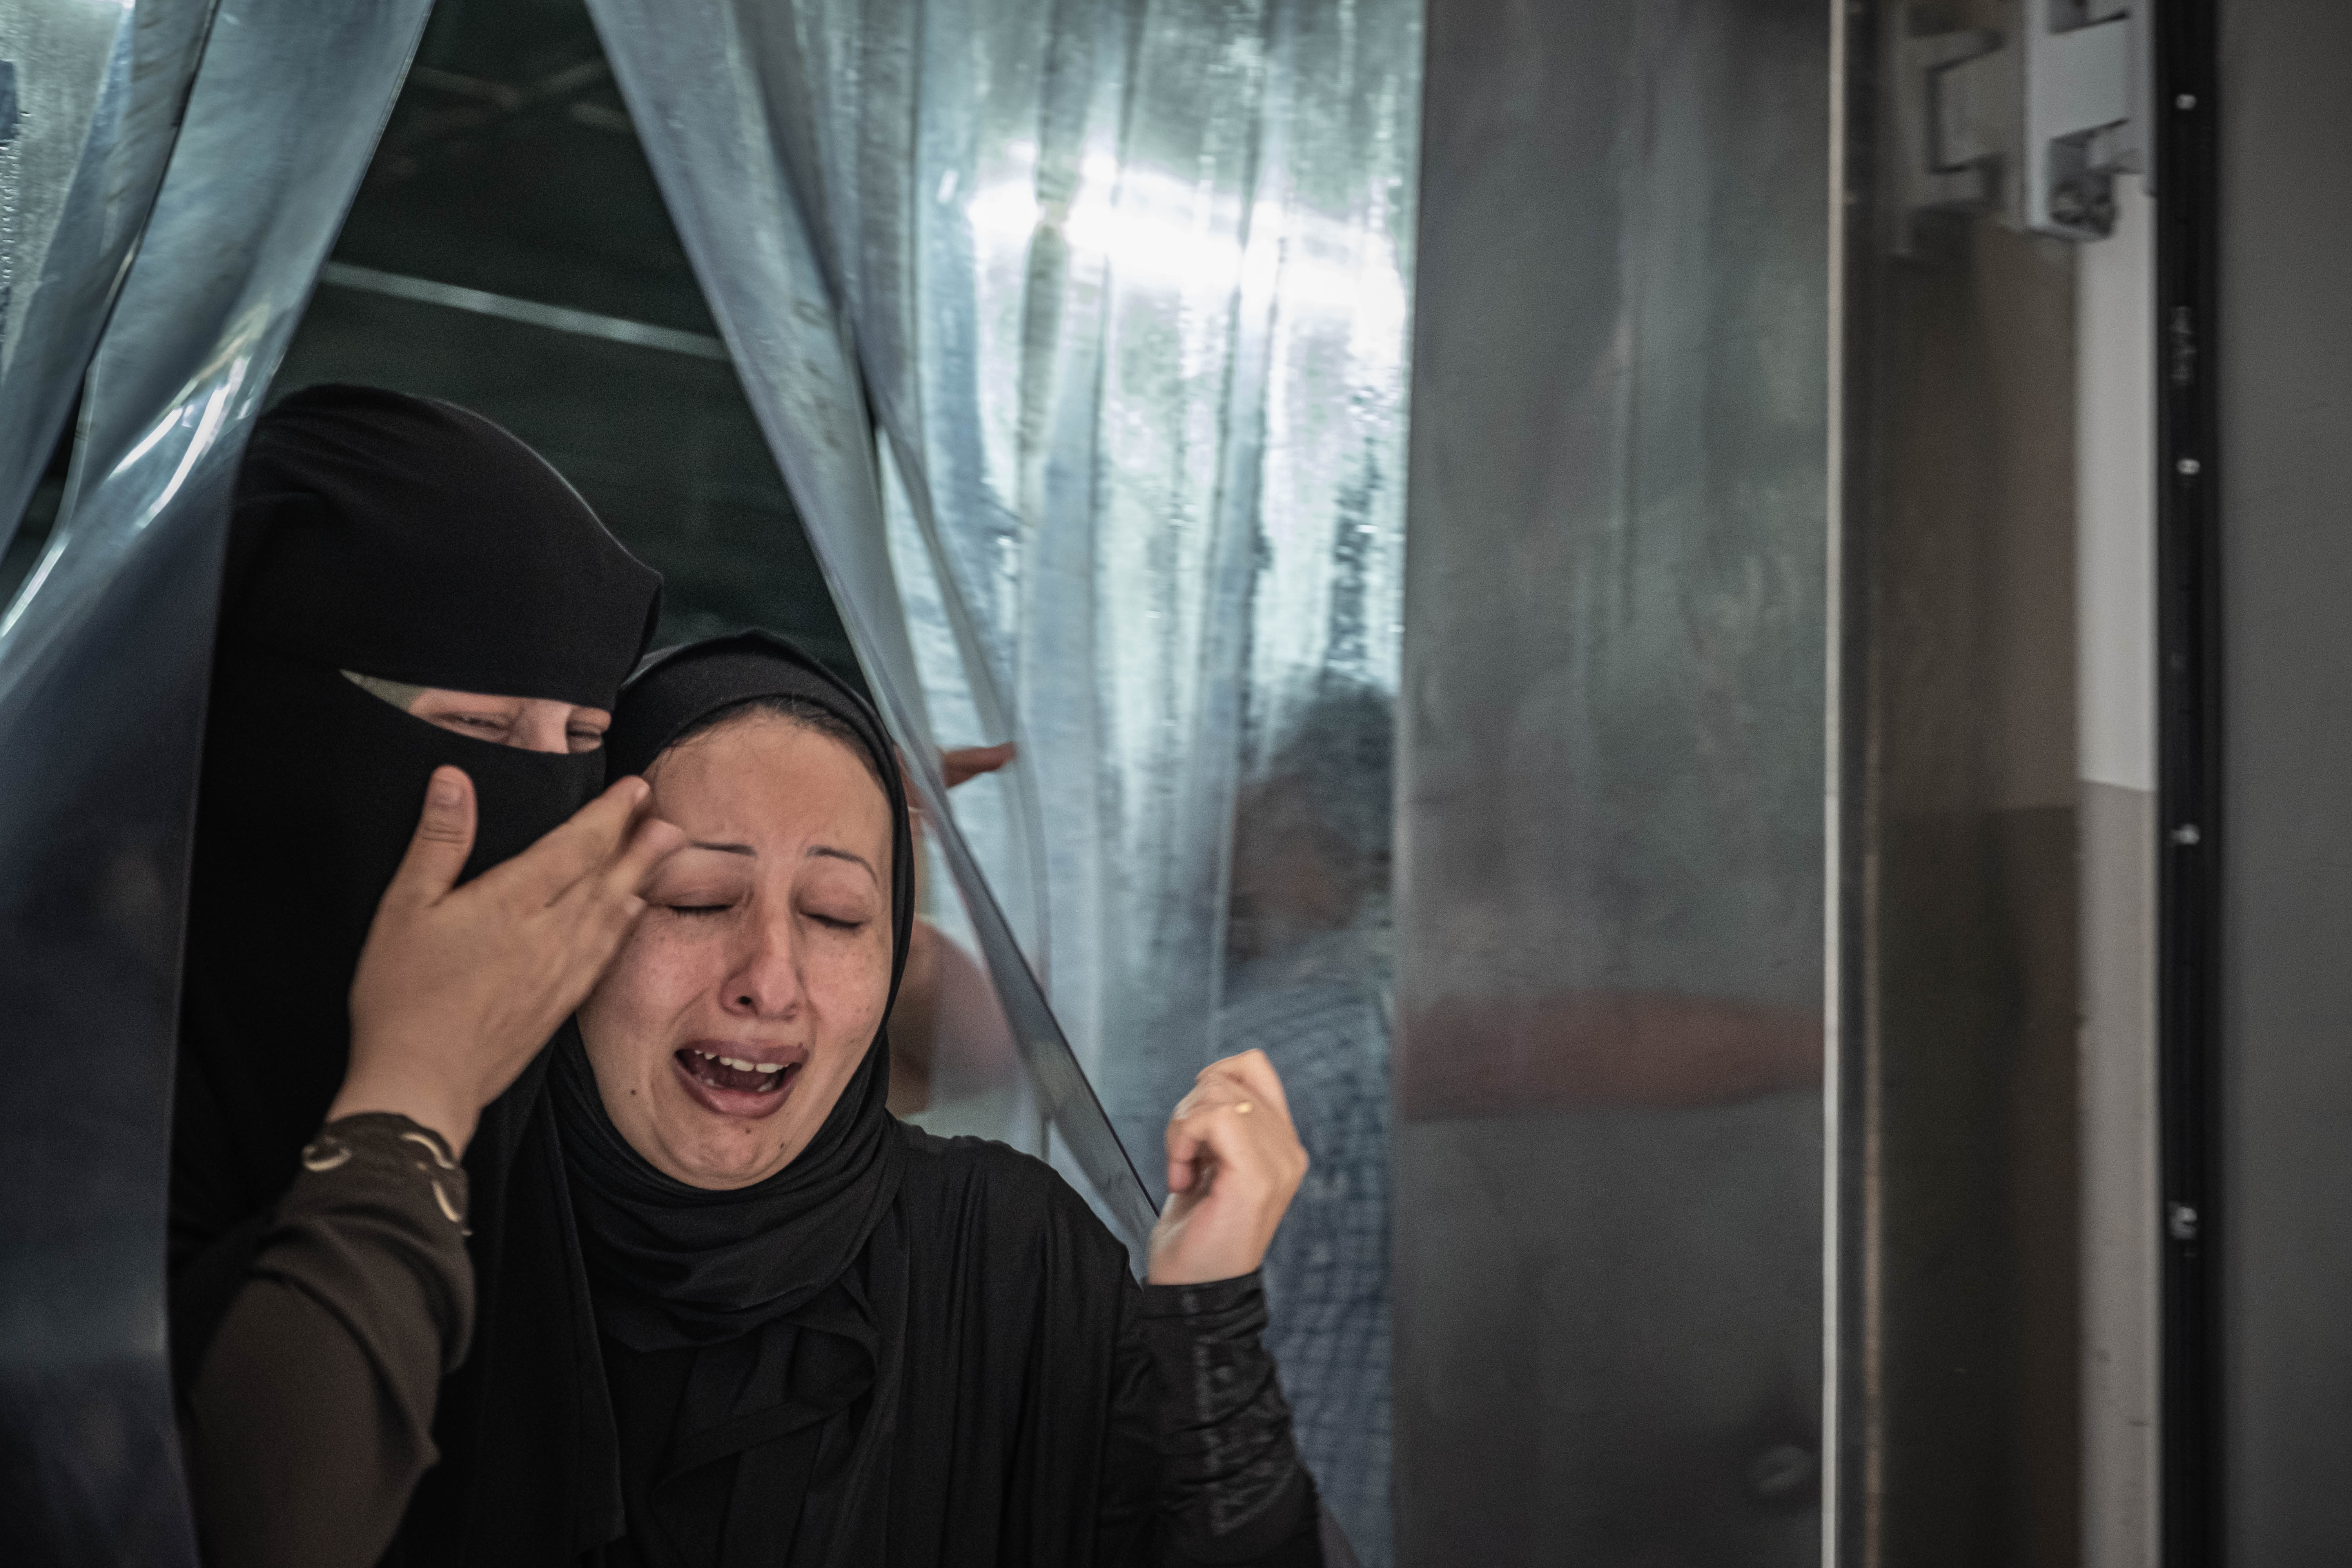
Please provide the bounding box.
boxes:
[1221,686,1395,1566]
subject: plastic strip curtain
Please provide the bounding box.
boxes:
[0,3,431,1555]
[0,0,214,558]
[592,7,1417,1556]
[589,0,1417,1198]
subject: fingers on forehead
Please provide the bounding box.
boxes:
[524,820,616,892]
[504,817,634,912]
[599,818,683,893]
[562,780,653,849]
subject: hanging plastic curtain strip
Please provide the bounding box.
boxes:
[0,0,216,563]
[5,0,434,671]
[877,391,1054,975]
[586,0,1159,1255]
[877,428,1038,976]
[833,0,1417,1173]
[763,5,1061,981]
[0,3,431,1557]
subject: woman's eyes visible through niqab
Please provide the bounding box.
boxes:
[342,670,611,755]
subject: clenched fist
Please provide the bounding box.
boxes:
[1146,1049,1310,1286]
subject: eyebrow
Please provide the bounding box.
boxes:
[686,840,879,882]
[810,845,880,882]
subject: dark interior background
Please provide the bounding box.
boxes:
[281,0,854,675]
[1,0,856,675]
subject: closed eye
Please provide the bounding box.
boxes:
[808,913,864,932]
[665,902,734,916]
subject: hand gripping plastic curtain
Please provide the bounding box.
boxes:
[0,3,432,1558]
[585,0,1418,1244]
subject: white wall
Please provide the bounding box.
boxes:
[2075,170,2159,1568]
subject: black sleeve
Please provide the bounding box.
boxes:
[179,1114,474,1568]
[1124,1272,1324,1568]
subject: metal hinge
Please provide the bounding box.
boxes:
[1894,0,2149,246]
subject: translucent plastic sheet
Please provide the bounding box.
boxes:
[0,2,432,1555]
[587,4,1417,1555]
[840,0,1420,1173]
[596,1,1409,1153]
[0,0,213,559]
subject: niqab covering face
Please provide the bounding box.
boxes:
[169,384,661,1366]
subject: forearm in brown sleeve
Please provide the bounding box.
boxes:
[180,1114,474,1568]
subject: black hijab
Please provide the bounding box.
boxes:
[169,384,662,1371]
[399,633,922,1567]
[560,634,915,1350]
[562,633,917,1565]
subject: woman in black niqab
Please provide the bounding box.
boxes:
[397,632,1329,1568]
[170,381,662,1372]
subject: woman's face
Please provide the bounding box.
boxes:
[577,712,894,1189]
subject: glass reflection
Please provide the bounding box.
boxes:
[1397,0,1829,1562]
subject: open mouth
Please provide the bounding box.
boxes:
[671,1047,802,1117]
